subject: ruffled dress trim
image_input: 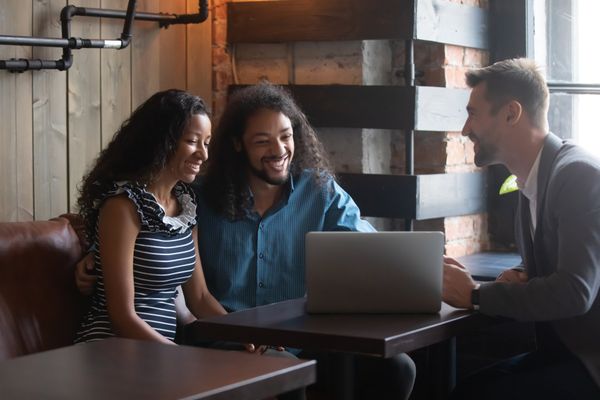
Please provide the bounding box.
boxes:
[93,181,197,235]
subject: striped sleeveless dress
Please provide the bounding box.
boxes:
[76,181,197,342]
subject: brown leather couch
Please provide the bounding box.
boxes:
[0,215,88,360]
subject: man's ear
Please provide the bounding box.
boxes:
[506,100,523,126]
[233,138,242,152]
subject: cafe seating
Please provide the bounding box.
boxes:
[0,214,88,360]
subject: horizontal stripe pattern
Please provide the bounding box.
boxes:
[76,182,197,343]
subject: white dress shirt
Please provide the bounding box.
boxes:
[518,149,543,236]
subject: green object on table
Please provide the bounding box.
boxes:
[499,174,518,195]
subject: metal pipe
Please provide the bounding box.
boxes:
[164,0,209,26]
[548,83,600,95]
[74,7,173,22]
[404,39,415,176]
[1,0,208,72]
[120,0,137,48]
[404,39,416,232]
[0,58,71,72]
[0,35,70,47]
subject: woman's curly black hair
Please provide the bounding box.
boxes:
[202,83,333,220]
[77,89,208,241]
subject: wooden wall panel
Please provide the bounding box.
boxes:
[0,2,212,221]
[160,1,187,90]
[100,0,132,149]
[68,0,101,212]
[32,0,68,220]
[132,0,160,109]
[0,1,33,221]
[187,0,213,108]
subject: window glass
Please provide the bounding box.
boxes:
[548,93,600,158]
[533,0,600,155]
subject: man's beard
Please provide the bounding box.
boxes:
[246,155,291,186]
[471,134,497,167]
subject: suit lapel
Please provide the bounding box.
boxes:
[535,133,564,225]
[516,193,536,276]
[531,133,564,276]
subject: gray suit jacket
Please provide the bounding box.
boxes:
[480,133,600,386]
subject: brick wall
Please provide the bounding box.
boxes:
[210,0,490,257]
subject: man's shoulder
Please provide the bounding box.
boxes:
[552,143,600,181]
[294,169,335,191]
[547,144,600,209]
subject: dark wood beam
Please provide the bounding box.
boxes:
[286,85,416,130]
[229,85,469,131]
[228,0,489,49]
[337,173,418,219]
[337,172,487,220]
[228,0,413,43]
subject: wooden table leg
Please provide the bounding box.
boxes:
[429,337,457,399]
[331,353,355,400]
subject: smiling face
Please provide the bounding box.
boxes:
[462,83,505,167]
[166,113,212,183]
[239,108,295,186]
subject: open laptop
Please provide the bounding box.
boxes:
[305,231,444,314]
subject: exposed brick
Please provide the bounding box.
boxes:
[213,20,227,46]
[414,218,445,232]
[213,2,227,21]
[214,69,232,91]
[445,235,489,257]
[213,48,231,67]
[445,45,464,66]
[446,137,466,166]
[464,138,475,164]
[464,48,489,67]
[415,132,447,172]
[421,67,446,87]
[444,65,470,88]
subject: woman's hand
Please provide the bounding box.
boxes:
[75,253,97,295]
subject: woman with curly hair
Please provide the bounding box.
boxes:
[75,89,225,344]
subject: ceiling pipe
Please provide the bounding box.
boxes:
[0,0,208,72]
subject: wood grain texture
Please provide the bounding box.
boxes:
[0,1,34,221]
[32,0,68,220]
[0,338,316,399]
[188,298,495,357]
[230,84,416,129]
[100,0,132,149]
[132,0,160,109]
[228,0,489,48]
[186,0,213,107]
[1,0,200,221]
[68,0,101,212]
[160,1,187,90]
[337,171,487,220]
[228,0,413,43]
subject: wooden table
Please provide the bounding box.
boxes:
[0,337,316,399]
[186,298,498,399]
[186,298,494,357]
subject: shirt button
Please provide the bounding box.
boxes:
[259,223,264,230]
[259,253,264,259]
[259,282,264,288]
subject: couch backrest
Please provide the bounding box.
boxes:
[0,215,87,360]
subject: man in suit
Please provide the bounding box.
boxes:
[443,58,600,399]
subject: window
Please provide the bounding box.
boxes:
[532,0,600,157]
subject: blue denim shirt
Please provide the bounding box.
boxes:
[194,170,375,312]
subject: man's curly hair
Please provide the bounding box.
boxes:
[202,83,333,220]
